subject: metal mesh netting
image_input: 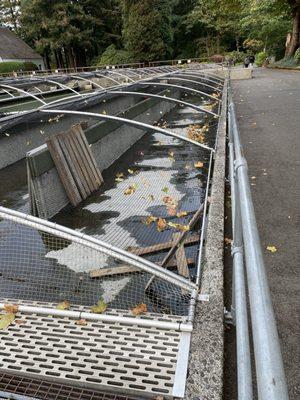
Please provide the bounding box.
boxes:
[0,76,222,319]
[0,216,192,316]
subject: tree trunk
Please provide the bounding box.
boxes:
[285,4,300,57]
[216,33,220,54]
[206,33,210,57]
[236,37,240,52]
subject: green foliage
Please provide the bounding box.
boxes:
[0,61,38,73]
[225,51,246,63]
[122,0,174,61]
[294,48,300,64]
[243,38,264,53]
[255,51,267,66]
[92,44,132,66]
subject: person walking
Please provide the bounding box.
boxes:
[244,56,250,68]
[249,55,255,67]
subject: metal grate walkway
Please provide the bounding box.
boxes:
[0,300,190,399]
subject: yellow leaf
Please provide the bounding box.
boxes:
[168,222,190,231]
[132,303,147,316]
[177,211,187,218]
[76,319,87,326]
[148,194,154,201]
[194,161,204,168]
[128,169,135,174]
[56,300,70,310]
[142,216,157,225]
[115,177,124,182]
[266,246,277,253]
[91,299,107,314]
[157,217,167,232]
[3,304,19,314]
[168,151,175,161]
[0,313,15,330]
[162,187,169,194]
[124,184,137,195]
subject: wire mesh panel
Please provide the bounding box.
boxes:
[0,214,192,316]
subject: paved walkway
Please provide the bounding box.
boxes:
[232,68,300,399]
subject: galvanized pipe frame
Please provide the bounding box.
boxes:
[228,81,289,399]
[163,72,223,92]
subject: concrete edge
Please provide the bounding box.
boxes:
[185,83,227,400]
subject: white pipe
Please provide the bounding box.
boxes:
[0,303,193,332]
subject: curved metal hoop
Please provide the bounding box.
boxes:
[106,90,219,117]
[40,108,214,152]
[137,81,221,103]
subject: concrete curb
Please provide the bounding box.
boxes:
[185,83,227,400]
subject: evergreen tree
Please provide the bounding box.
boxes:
[122,0,174,61]
[0,0,20,31]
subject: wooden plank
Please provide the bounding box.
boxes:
[72,124,103,184]
[65,131,92,196]
[57,133,88,199]
[127,234,200,256]
[160,203,204,266]
[77,124,104,184]
[71,126,99,191]
[173,233,190,278]
[46,135,82,206]
[89,258,195,279]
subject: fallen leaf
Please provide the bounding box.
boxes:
[4,132,10,137]
[56,300,70,310]
[15,319,26,325]
[224,237,232,245]
[157,217,167,232]
[168,222,190,231]
[128,169,135,174]
[132,303,147,316]
[167,207,177,216]
[168,151,175,161]
[177,211,187,218]
[124,184,137,195]
[0,313,15,330]
[194,161,204,168]
[4,304,19,314]
[148,195,154,201]
[91,299,107,314]
[142,215,157,225]
[76,319,87,326]
[115,177,124,182]
[162,187,169,194]
[266,245,277,253]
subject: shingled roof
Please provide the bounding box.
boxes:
[0,27,42,60]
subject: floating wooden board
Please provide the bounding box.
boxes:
[173,233,190,278]
[127,234,200,256]
[46,123,103,206]
[89,258,195,279]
